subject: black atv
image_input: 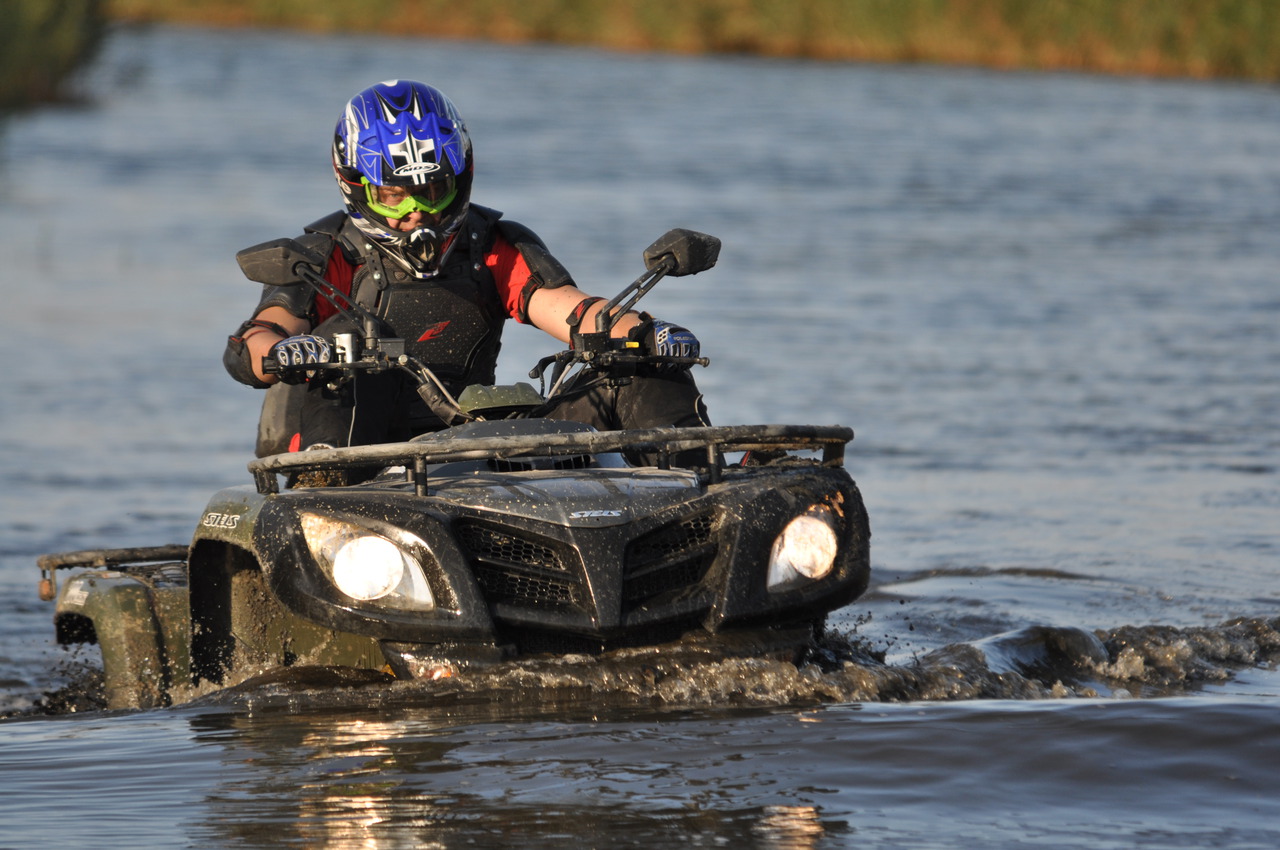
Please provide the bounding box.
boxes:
[36,229,871,710]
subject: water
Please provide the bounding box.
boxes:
[1,23,1278,848]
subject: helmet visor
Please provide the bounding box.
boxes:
[362,176,458,219]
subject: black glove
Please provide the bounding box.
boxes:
[631,316,701,369]
[269,334,333,384]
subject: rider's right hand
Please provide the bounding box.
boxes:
[269,334,333,384]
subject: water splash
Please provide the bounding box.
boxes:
[17,616,1277,720]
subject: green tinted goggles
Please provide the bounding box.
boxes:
[362,176,458,219]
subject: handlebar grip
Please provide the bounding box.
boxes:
[654,355,710,368]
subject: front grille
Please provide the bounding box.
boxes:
[455,520,584,608]
[456,521,567,571]
[623,512,718,612]
[628,512,715,562]
[473,565,581,607]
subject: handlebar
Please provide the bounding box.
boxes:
[265,336,709,384]
[251,227,719,422]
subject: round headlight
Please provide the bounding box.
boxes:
[300,512,436,610]
[332,535,406,600]
[767,508,839,592]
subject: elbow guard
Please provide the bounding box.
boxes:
[223,320,272,389]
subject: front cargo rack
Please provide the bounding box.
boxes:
[247,424,854,496]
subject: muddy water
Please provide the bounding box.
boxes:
[1,24,1278,849]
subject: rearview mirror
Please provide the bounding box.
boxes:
[642,229,721,277]
[235,238,326,285]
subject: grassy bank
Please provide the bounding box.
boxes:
[104,0,1280,81]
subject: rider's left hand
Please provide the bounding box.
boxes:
[651,319,702,360]
[631,316,701,369]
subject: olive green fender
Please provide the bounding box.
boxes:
[53,565,189,710]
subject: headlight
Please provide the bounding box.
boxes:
[767,504,840,592]
[300,513,435,610]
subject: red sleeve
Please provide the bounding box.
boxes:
[486,231,535,323]
[314,246,357,325]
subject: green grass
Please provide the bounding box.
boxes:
[101,0,1280,80]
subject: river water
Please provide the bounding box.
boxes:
[1,23,1278,849]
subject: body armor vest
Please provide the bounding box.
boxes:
[316,207,507,393]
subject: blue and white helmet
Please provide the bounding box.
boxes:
[332,80,474,279]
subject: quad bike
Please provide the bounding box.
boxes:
[36,229,870,710]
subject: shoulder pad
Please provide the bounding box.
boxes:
[294,231,336,269]
[469,204,504,227]
[497,218,573,289]
[301,211,349,263]
[496,218,548,251]
[303,210,348,237]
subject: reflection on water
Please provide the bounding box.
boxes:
[16,693,1255,849]
[184,706,840,849]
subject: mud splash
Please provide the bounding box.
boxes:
[15,617,1278,720]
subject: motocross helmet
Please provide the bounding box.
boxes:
[332,80,474,279]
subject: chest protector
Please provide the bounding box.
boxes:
[316,207,507,393]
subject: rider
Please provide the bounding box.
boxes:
[223,80,709,459]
